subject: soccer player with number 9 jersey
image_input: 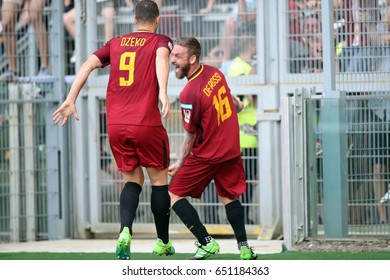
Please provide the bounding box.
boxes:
[52,0,174,260]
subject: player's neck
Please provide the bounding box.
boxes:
[187,64,201,80]
[137,28,154,33]
[136,24,156,33]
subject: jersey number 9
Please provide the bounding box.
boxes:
[119,52,136,87]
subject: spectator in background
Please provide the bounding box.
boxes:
[338,0,380,70]
[63,0,74,30]
[220,0,256,61]
[370,0,390,46]
[287,9,323,74]
[220,33,256,74]
[296,0,321,12]
[98,0,135,43]
[0,0,49,81]
[333,0,350,72]
[288,0,302,42]
[154,0,183,39]
[201,42,224,68]
[176,0,215,37]
[288,0,309,73]
[64,0,136,64]
[63,0,76,63]
[288,0,350,73]
[301,11,323,73]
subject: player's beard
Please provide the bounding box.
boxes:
[175,62,190,79]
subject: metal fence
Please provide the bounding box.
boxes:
[283,90,390,247]
[0,82,59,242]
[82,0,261,237]
[0,2,68,242]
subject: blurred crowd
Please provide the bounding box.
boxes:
[0,0,258,78]
[288,0,390,74]
[1,0,390,78]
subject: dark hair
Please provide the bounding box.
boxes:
[135,0,159,24]
[175,37,202,62]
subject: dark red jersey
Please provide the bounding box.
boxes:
[179,64,241,163]
[93,31,173,126]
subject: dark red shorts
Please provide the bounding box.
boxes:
[108,124,169,172]
[169,155,246,199]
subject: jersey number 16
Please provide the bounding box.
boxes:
[213,85,232,125]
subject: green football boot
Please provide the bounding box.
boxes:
[240,246,257,260]
[152,238,175,256]
[115,227,131,260]
[191,238,220,260]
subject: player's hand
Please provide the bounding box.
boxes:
[233,96,244,113]
[52,100,79,126]
[168,162,181,177]
[160,97,171,119]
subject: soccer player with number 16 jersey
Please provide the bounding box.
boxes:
[168,37,257,260]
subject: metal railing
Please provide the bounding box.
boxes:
[282,89,390,249]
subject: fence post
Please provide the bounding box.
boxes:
[22,83,37,241]
[321,0,348,237]
[290,88,307,244]
[9,84,20,242]
[321,93,348,237]
[280,93,294,249]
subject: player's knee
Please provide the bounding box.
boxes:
[168,191,182,207]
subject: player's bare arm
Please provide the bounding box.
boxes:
[168,130,196,177]
[233,96,244,113]
[52,54,102,126]
[156,47,171,119]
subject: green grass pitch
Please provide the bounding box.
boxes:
[1,251,390,260]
